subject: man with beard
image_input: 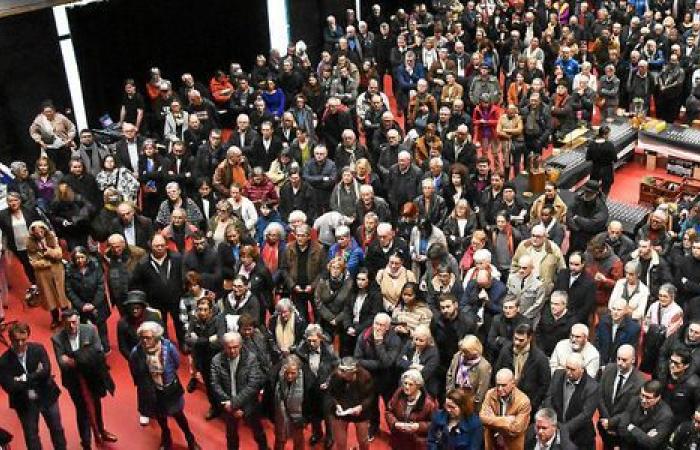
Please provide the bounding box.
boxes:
[598,221,636,261]
[75,129,110,176]
[550,323,600,378]
[567,180,609,253]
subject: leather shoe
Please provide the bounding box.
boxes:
[188,441,202,450]
[100,430,118,442]
[309,434,321,445]
[186,377,198,393]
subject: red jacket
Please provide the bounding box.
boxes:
[243,176,279,207]
[210,76,233,105]
[160,224,198,254]
[386,387,438,450]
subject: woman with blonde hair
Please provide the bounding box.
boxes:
[26,221,70,328]
[446,335,492,410]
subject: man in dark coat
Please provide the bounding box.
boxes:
[543,353,600,450]
[657,321,700,381]
[112,202,154,251]
[431,294,478,376]
[536,291,577,357]
[566,180,609,253]
[302,145,338,215]
[494,323,551,414]
[384,151,423,216]
[354,312,402,439]
[130,234,185,344]
[524,407,577,450]
[595,298,641,364]
[486,297,530,359]
[116,291,163,360]
[659,348,700,427]
[597,344,646,450]
[52,310,117,449]
[210,331,268,450]
[193,129,225,179]
[553,252,597,325]
[295,324,340,447]
[0,322,67,450]
[319,97,353,154]
[363,222,409,277]
[676,238,700,307]
[62,157,102,209]
[278,168,317,223]
[248,121,283,171]
[616,380,675,449]
[182,232,221,292]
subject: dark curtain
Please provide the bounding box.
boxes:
[0,9,71,166]
[67,0,270,127]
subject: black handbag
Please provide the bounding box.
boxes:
[157,377,184,404]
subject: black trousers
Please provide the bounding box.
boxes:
[156,410,195,447]
[67,385,105,447]
[17,400,67,450]
[15,250,37,284]
[157,303,185,346]
[223,411,268,450]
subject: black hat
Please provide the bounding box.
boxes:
[581,179,600,194]
[123,290,148,307]
[503,181,516,192]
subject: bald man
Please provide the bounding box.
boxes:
[480,368,532,450]
[598,344,645,450]
[599,221,636,260]
[505,255,546,326]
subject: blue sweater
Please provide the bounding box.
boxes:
[427,410,483,450]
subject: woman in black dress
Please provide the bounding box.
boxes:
[586,125,618,195]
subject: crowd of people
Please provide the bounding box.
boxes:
[3,1,700,450]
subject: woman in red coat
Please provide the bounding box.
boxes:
[386,368,438,450]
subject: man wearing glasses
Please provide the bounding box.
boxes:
[549,323,600,378]
[658,348,700,428]
[616,380,674,449]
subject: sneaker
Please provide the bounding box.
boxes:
[139,415,150,426]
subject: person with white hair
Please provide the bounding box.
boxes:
[549,323,601,377]
[385,150,423,216]
[210,331,268,450]
[543,352,600,450]
[129,321,202,450]
[595,297,641,364]
[397,324,441,396]
[386,368,438,449]
[510,223,565,291]
[155,181,204,229]
[608,260,650,321]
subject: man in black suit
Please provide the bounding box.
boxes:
[658,348,700,428]
[617,380,675,450]
[162,140,196,196]
[227,113,258,156]
[210,331,269,450]
[130,234,185,345]
[363,222,409,277]
[543,352,600,450]
[115,122,144,173]
[524,407,576,450]
[597,344,646,450]
[0,322,67,450]
[248,120,282,172]
[536,291,576,357]
[279,168,317,223]
[494,323,551,414]
[52,310,117,449]
[194,128,225,179]
[553,252,596,325]
[112,202,154,251]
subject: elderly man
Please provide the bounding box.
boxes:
[544,353,600,450]
[280,224,326,322]
[524,408,576,449]
[480,368,532,450]
[211,332,268,450]
[111,202,154,251]
[442,124,477,171]
[463,268,507,336]
[364,222,409,277]
[506,255,546,326]
[354,313,401,440]
[384,150,423,216]
[536,291,577,357]
[598,344,646,450]
[335,129,369,174]
[511,224,566,292]
[550,323,600,377]
[376,128,407,179]
[595,298,641,364]
[104,233,146,313]
[599,220,636,260]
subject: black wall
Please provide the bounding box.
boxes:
[0,8,71,165]
[67,0,270,126]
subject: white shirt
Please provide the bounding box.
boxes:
[124,220,136,246]
[69,330,80,352]
[127,141,139,172]
[612,369,630,401]
[229,356,239,397]
[201,198,210,221]
[535,433,557,450]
